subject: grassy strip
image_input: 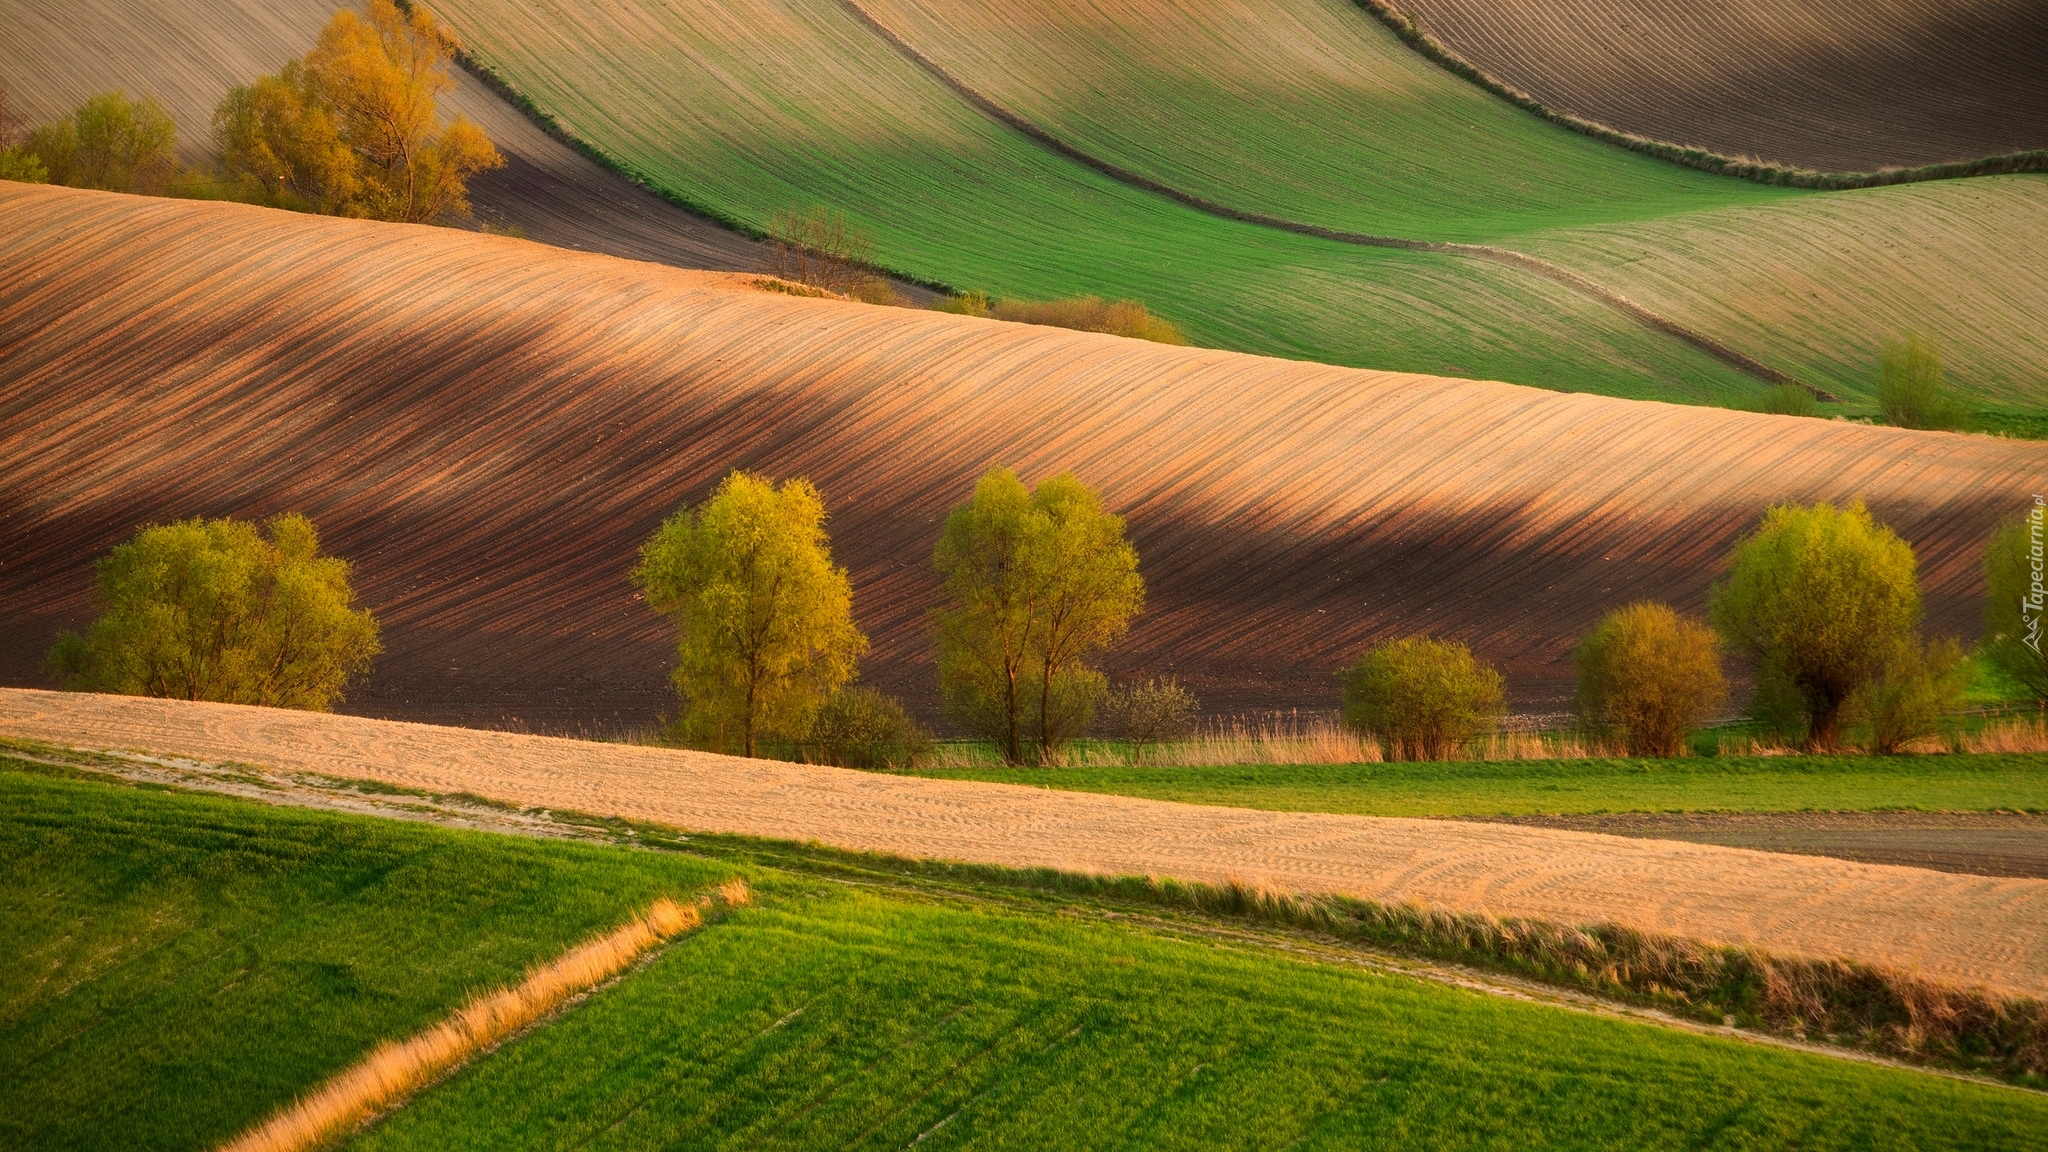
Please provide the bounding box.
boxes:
[644,827,2048,1087]
[1351,1,2048,190]
[902,753,2048,817]
[223,883,748,1152]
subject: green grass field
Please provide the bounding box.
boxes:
[904,753,2048,817]
[426,0,2048,411]
[424,0,1770,405]
[6,759,2045,1149]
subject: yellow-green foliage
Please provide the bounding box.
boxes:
[1711,500,1920,750]
[990,296,1187,344]
[798,686,934,770]
[1574,603,1726,757]
[23,89,176,194]
[1878,334,1969,430]
[47,514,380,710]
[1982,507,2048,703]
[633,472,866,758]
[1342,637,1504,761]
[0,80,48,183]
[1860,636,1969,754]
[214,0,502,223]
[933,468,1143,764]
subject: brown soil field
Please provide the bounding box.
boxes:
[7,688,2048,998]
[3,184,2042,728]
[1400,0,2048,171]
[1482,812,2048,881]
[0,0,766,271]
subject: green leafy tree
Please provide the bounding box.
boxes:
[48,514,380,709]
[1878,334,1969,431]
[25,90,177,193]
[633,472,866,757]
[1573,602,1726,757]
[1343,637,1503,761]
[1710,500,1920,751]
[1981,509,2048,703]
[932,468,1143,764]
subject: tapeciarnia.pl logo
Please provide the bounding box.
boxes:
[2026,495,2045,655]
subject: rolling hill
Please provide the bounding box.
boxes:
[1,185,2038,729]
[3,0,766,271]
[419,0,2048,408]
[1398,0,2048,171]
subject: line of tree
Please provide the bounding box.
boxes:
[0,2,501,224]
[47,485,2041,767]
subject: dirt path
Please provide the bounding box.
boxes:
[7,689,2047,999]
[1479,811,2048,880]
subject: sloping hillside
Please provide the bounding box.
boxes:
[1,186,2037,728]
[1400,0,2048,171]
[3,0,765,271]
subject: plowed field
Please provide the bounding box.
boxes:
[7,689,2048,999]
[2,186,2039,726]
[1401,0,2048,171]
[2,0,765,271]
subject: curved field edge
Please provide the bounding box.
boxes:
[6,691,2047,1007]
[836,0,1819,395]
[410,0,1780,402]
[1350,0,2048,187]
[10,755,2048,1105]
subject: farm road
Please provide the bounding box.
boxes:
[6,688,2046,1000]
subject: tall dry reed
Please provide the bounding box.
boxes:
[1963,713,2048,754]
[221,880,751,1152]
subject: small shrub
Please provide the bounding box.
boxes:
[937,290,991,317]
[1744,384,1818,417]
[1342,637,1504,761]
[989,296,1187,344]
[766,206,883,297]
[1574,603,1726,757]
[1859,637,1969,753]
[1100,677,1198,763]
[1877,334,1969,431]
[798,687,934,770]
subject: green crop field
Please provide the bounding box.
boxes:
[7,758,2045,1149]
[906,752,2048,817]
[425,0,2048,411]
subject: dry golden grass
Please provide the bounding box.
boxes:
[220,882,748,1152]
[1965,715,2048,755]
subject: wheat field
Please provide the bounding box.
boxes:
[1400,0,2048,171]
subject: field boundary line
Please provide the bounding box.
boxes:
[830,0,1832,398]
[1350,1,2048,191]
[10,744,2043,1092]
[216,881,751,1152]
